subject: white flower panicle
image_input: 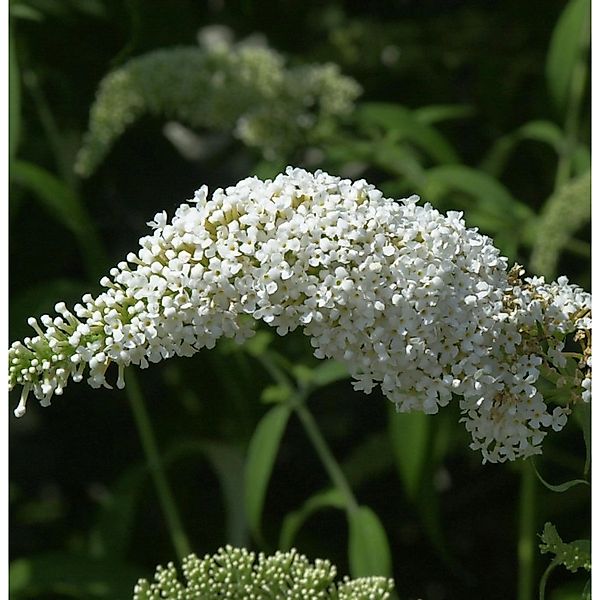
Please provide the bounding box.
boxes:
[8,168,591,462]
[75,32,360,176]
[133,546,394,599]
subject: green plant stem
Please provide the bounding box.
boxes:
[23,77,191,557]
[518,462,537,600]
[292,396,359,515]
[125,370,192,560]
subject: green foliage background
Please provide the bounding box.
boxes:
[9,1,590,599]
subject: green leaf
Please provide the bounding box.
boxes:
[413,104,474,125]
[388,406,430,501]
[9,553,141,599]
[423,165,534,256]
[529,171,590,279]
[279,488,346,550]
[10,160,88,236]
[481,120,564,177]
[356,102,460,164]
[539,522,591,573]
[9,27,20,160]
[309,360,350,388]
[244,404,291,540]
[348,506,392,578]
[531,460,589,493]
[573,403,591,476]
[546,0,590,114]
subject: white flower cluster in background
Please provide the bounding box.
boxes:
[133,546,394,599]
[8,168,591,463]
[75,29,361,176]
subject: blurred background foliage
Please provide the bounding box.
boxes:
[9,0,590,599]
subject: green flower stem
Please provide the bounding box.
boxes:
[22,77,192,560]
[258,351,359,514]
[125,369,192,560]
[291,396,360,515]
[517,461,537,600]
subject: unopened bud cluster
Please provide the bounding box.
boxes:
[133,546,394,599]
[8,168,591,462]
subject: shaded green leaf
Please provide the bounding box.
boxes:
[546,0,590,114]
[348,506,392,578]
[529,171,590,279]
[9,27,20,160]
[9,553,141,599]
[279,488,346,550]
[531,460,589,493]
[388,407,430,501]
[309,360,350,388]
[573,403,591,476]
[481,120,564,177]
[357,102,460,164]
[244,404,291,539]
[413,104,474,125]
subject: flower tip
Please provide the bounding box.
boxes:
[14,404,26,418]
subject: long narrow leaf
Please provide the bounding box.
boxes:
[244,404,291,540]
[388,406,430,501]
[9,26,20,160]
[348,506,392,578]
[357,102,460,164]
[546,0,590,114]
[279,488,345,550]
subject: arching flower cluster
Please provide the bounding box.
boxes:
[75,30,360,176]
[8,168,591,463]
[133,546,394,599]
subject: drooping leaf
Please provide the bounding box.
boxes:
[279,488,346,550]
[531,462,588,494]
[480,120,564,177]
[529,171,590,279]
[573,403,591,476]
[356,102,460,164]
[388,406,430,501]
[546,0,590,114]
[413,104,473,125]
[348,506,392,578]
[244,404,291,540]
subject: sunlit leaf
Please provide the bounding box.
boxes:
[244,404,291,540]
[279,488,345,550]
[348,506,392,578]
[388,407,430,501]
[546,0,590,114]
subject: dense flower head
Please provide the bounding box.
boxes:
[75,30,361,176]
[8,168,591,462]
[132,546,394,599]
